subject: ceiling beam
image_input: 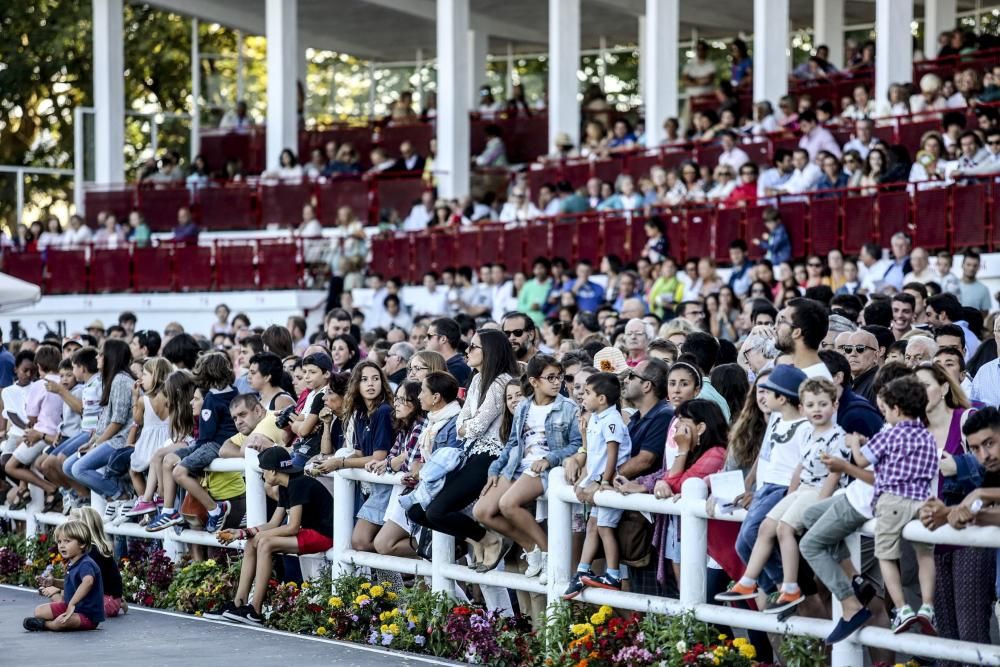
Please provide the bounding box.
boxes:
[588,0,751,31]
[141,0,387,59]
[360,0,548,44]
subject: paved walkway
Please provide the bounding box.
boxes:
[1,586,454,666]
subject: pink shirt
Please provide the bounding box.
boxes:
[25,375,64,437]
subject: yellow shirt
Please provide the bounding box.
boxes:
[202,413,285,500]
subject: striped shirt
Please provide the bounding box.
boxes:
[387,416,427,472]
[971,358,1000,407]
[861,419,938,508]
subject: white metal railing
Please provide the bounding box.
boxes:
[4,447,1000,666]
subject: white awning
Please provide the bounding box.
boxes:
[0,272,42,313]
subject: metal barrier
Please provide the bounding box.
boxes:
[4,447,1000,666]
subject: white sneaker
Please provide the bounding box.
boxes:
[994,600,1000,628]
[111,500,135,526]
[538,551,548,585]
[103,500,122,522]
[523,546,544,578]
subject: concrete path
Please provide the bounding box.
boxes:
[0,586,457,666]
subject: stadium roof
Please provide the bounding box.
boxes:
[144,0,982,62]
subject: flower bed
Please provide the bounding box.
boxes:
[0,532,818,665]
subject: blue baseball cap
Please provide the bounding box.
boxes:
[758,364,808,400]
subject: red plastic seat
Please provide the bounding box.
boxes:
[602,216,628,260]
[84,187,135,228]
[842,196,875,254]
[502,227,526,274]
[952,183,987,248]
[90,248,132,293]
[777,200,808,258]
[137,187,192,232]
[714,207,744,263]
[43,250,86,295]
[317,178,370,227]
[682,208,713,260]
[132,246,174,292]
[2,252,44,289]
[197,185,256,230]
[412,234,434,277]
[374,176,426,221]
[258,241,301,290]
[876,190,911,247]
[215,243,257,291]
[173,245,214,291]
[478,226,504,269]
[259,183,313,228]
[912,188,949,250]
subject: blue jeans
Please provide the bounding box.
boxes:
[50,432,90,458]
[735,482,787,594]
[71,443,122,498]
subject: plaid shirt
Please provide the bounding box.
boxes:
[861,419,939,508]
[387,416,427,473]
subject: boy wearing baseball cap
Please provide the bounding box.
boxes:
[209,446,333,626]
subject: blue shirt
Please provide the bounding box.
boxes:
[0,347,14,388]
[198,387,239,445]
[65,554,105,623]
[972,358,1000,406]
[351,402,393,457]
[728,261,755,297]
[836,387,884,439]
[627,400,674,466]
[446,354,472,388]
[881,256,912,291]
[761,223,791,266]
[573,280,605,313]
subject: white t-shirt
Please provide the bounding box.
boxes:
[799,423,850,488]
[840,469,876,520]
[583,406,632,485]
[683,58,718,96]
[802,363,833,381]
[1,383,28,438]
[520,401,555,468]
[756,416,810,488]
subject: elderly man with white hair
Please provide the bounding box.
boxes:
[738,326,780,380]
[820,313,857,352]
[904,335,938,367]
[620,298,647,321]
[623,318,656,368]
[836,329,880,403]
[383,341,416,388]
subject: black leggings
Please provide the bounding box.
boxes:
[407,453,495,543]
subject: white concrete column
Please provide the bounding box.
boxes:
[236,30,245,101]
[813,0,844,68]
[265,0,298,169]
[468,30,489,110]
[436,0,471,198]
[549,0,581,149]
[92,0,125,185]
[753,0,789,106]
[505,42,515,100]
[638,16,647,105]
[924,0,956,59]
[875,0,913,110]
[190,18,201,161]
[644,0,679,147]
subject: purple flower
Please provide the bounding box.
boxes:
[368,630,379,644]
[381,634,393,646]
[414,636,426,647]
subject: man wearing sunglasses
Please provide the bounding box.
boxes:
[500,312,537,363]
[837,329,880,404]
[953,128,1000,179]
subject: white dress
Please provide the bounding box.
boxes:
[130,395,172,472]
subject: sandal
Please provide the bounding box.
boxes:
[8,487,31,510]
[42,492,61,513]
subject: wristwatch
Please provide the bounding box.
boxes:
[970,499,984,515]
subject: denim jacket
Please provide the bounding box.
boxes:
[489,393,581,479]
[398,445,465,512]
[432,415,460,452]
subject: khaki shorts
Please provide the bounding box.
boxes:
[874,493,929,559]
[766,486,821,532]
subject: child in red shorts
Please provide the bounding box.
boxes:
[24,520,105,632]
[206,446,333,626]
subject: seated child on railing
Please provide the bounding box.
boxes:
[850,376,939,636]
[209,447,333,626]
[146,353,237,533]
[23,520,105,632]
[5,344,64,512]
[124,358,173,504]
[1,351,38,503]
[475,355,581,582]
[715,378,849,614]
[561,371,632,597]
[35,357,86,509]
[279,353,334,467]
[727,364,810,601]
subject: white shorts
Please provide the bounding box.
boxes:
[2,433,21,456]
[13,440,47,466]
[383,485,411,533]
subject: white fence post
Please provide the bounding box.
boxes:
[547,468,573,609]
[244,449,267,527]
[679,477,708,608]
[832,531,866,667]
[431,529,455,594]
[25,486,44,537]
[331,459,355,578]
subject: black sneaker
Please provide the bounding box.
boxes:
[203,600,238,621]
[581,572,622,591]
[852,575,878,607]
[224,604,263,625]
[562,573,587,600]
[23,617,46,632]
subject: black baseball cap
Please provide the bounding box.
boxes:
[257,447,303,474]
[301,352,334,372]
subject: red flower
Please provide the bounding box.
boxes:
[307,603,322,613]
[452,606,472,616]
[38,535,48,543]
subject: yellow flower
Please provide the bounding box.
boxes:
[407,613,419,624]
[316,626,327,636]
[354,594,370,605]
[329,596,343,608]
[370,585,385,598]
[598,605,613,616]
[327,617,335,624]
[589,611,607,625]
[718,633,727,641]
[360,582,371,590]
[288,582,298,589]
[388,623,399,634]
[380,581,393,588]
[570,623,595,637]
[739,644,756,659]
[205,559,217,567]
[195,611,203,617]
[302,582,310,590]
[386,591,398,601]
[381,624,389,633]
[732,637,747,647]
[713,659,720,666]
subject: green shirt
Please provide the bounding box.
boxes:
[517,278,552,325]
[698,378,731,422]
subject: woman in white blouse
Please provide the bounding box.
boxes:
[62,214,92,248]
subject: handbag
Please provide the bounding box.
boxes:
[410,523,434,561]
[617,510,654,568]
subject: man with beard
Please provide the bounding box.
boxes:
[615,359,673,479]
[501,311,537,362]
[775,298,832,380]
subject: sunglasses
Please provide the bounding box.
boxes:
[466,343,482,353]
[626,371,650,383]
[989,139,1000,146]
[503,328,526,338]
[838,345,873,355]
[808,262,823,268]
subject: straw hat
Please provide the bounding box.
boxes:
[593,347,629,375]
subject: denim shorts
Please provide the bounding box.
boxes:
[357,483,393,526]
[175,441,223,474]
[50,432,91,458]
